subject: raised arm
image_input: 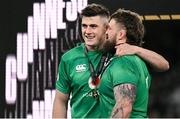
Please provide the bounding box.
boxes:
[115,43,169,72]
[52,90,70,118]
[111,84,136,118]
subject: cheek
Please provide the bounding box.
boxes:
[111,31,117,38]
[96,30,103,37]
[81,29,84,35]
[98,32,106,42]
[81,30,86,37]
[107,32,113,39]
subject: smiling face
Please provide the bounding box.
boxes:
[81,16,108,51]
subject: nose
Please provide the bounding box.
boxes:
[85,26,92,34]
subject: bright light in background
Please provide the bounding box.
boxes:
[17,33,28,81]
[5,55,17,104]
[5,0,88,117]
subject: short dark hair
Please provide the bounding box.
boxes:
[110,8,145,46]
[81,3,110,18]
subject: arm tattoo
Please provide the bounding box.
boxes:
[111,84,136,118]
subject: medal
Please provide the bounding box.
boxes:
[92,76,100,85]
[84,46,112,100]
[88,77,99,99]
[92,89,99,99]
[88,76,100,89]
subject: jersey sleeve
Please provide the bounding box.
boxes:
[56,57,71,94]
[110,58,139,87]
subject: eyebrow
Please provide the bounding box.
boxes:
[81,24,98,27]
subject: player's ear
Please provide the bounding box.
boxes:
[117,29,127,44]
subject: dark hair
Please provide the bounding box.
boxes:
[81,3,110,18]
[110,8,145,46]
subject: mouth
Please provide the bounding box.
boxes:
[85,35,95,40]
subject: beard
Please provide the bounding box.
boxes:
[100,38,116,55]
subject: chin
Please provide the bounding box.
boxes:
[85,42,94,46]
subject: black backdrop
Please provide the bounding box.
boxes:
[0,0,180,118]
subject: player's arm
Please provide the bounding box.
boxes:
[111,84,136,118]
[115,43,169,72]
[52,90,70,118]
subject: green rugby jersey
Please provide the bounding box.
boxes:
[103,55,151,118]
[56,43,114,118]
[56,43,151,118]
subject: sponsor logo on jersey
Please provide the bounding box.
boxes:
[76,64,87,72]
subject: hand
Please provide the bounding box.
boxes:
[115,43,137,56]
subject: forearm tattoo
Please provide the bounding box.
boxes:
[111,84,136,118]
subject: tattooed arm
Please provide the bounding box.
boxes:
[111,84,136,118]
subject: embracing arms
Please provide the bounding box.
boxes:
[115,43,169,72]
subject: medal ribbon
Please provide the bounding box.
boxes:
[84,47,113,87]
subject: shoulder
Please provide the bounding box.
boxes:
[108,56,141,86]
[61,43,84,61]
[109,55,147,73]
[112,55,145,66]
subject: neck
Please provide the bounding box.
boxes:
[85,44,98,51]
[116,38,126,46]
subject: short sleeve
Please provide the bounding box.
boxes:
[110,58,139,87]
[56,58,71,94]
[112,68,138,87]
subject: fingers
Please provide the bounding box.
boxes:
[115,43,133,56]
[115,44,124,56]
[115,47,123,56]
